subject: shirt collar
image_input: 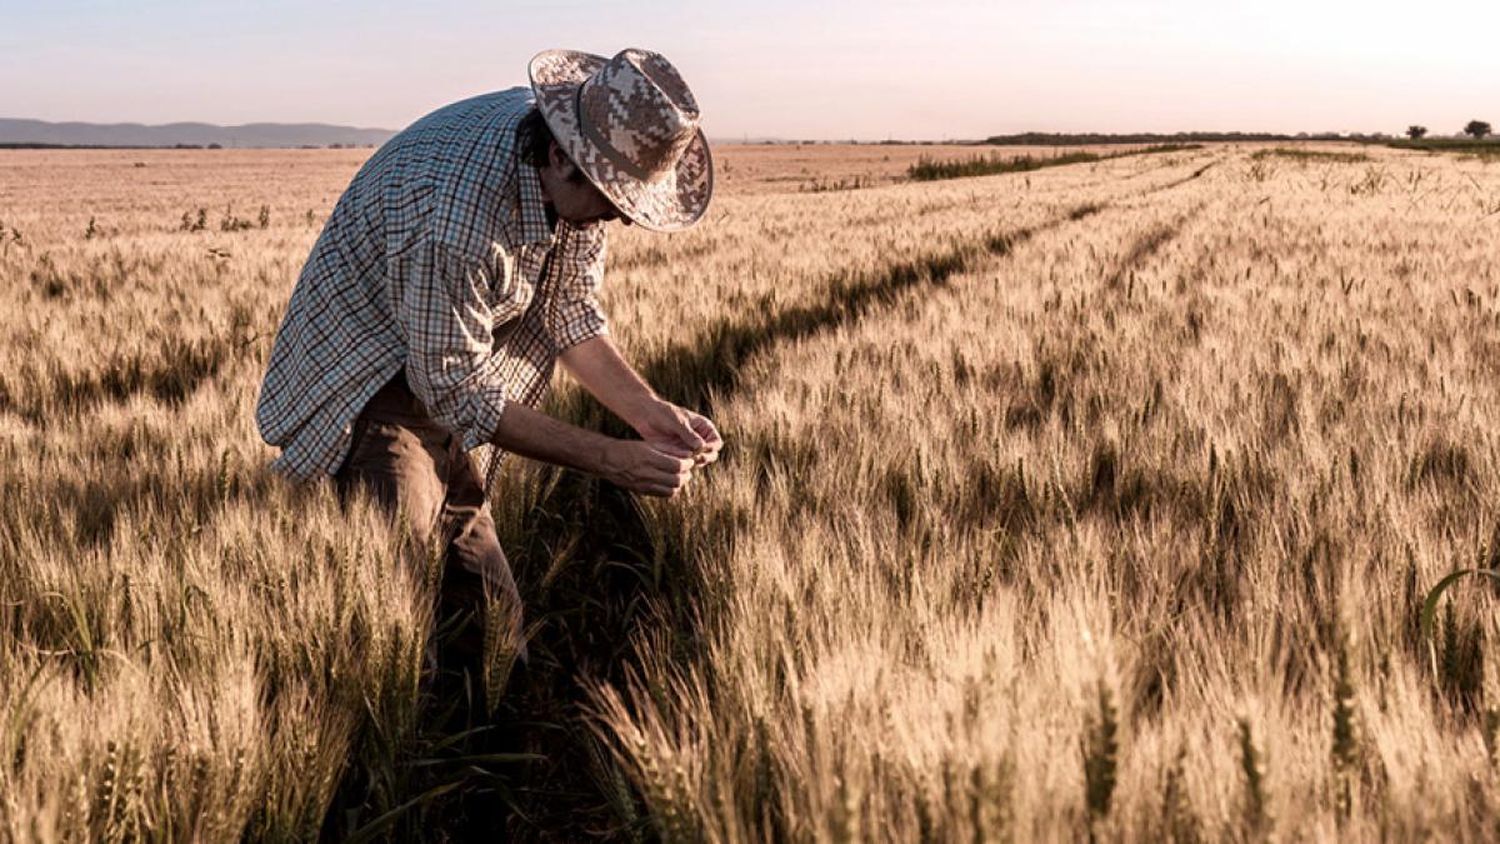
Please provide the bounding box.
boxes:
[508,161,556,247]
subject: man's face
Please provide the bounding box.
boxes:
[538,141,632,229]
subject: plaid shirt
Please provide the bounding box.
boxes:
[256,88,609,490]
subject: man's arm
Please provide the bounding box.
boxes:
[559,335,723,465]
[542,223,722,466]
[488,401,695,498]
[394,237,693,497]
[557,334,658,430]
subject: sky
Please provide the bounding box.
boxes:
[2,0,1497,140]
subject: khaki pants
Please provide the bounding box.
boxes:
[334,371,527,689]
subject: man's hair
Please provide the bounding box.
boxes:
[518,107,587,183]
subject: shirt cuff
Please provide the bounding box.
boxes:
[463,389,507,452]
[550,302,609,351]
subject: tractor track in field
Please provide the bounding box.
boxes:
[1103,202,1209,291]
[634,159,1221,412]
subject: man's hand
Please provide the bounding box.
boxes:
[487,401,709,499]
[600,440,696,497]
[559,337,725,467]
[634,399,724,467]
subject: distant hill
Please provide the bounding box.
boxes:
[0,118,396,149]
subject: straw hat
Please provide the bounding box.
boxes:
[529,48,713,232]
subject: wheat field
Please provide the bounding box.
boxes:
[2,141,1499,841]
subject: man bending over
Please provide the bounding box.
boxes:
[256,48,721,685]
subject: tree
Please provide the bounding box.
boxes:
[1464,120,1492,139]
[1407,125,1428,140]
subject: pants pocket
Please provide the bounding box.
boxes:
[336,415,375,478]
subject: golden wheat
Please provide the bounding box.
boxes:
[3,142,1498,840]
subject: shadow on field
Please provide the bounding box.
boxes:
[0,327,252,424]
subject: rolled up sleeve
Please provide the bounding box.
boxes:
[391,236,512,451]
[544,224,610,351]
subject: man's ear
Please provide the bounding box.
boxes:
[549,140,590,184]
[548,141,574,177]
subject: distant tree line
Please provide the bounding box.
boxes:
[743,126,1497,147]
[980,131,1359,146]
[980,125,1493,148]
[1407,121,1491,140]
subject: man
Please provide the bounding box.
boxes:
[255,48,722,685]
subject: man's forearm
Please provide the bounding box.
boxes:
[488,401,615,475]
[486,399,697,498]
[558,335,658,427]
[557,335,718,465]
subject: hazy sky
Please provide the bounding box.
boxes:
[3,0,1497,140]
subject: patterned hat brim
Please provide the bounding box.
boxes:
[528,49,714,233]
